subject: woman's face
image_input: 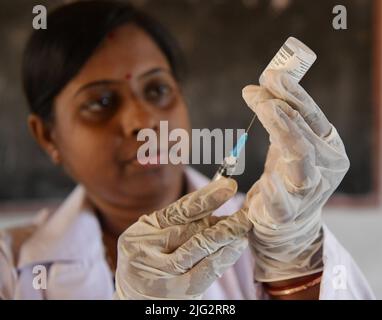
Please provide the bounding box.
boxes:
[45,24,191,208]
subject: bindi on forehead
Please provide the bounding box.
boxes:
[124,73,132,80]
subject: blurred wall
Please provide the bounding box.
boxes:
[0,0,375,202]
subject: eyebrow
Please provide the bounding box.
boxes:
[73,67,170,98]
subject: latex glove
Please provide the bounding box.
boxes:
[242,69,350,282]
[115,177,252,299]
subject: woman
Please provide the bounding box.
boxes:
[0,0,374,299]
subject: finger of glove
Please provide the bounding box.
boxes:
[255,99,315,161]
[155,177,238,229]
[258,171,302,223]
[242,86,322,152]
[263,98,348,172]
[242,84,275,112]
[150,216,228,253]
[264,98,347,181]
[256,100,322,193]
[259,69,332,138]
[168,210,252,273]
[118,215,230,272]
[118,215,232,277]
[242,82,323,158]
[158,237,249,299]
[184,237,249,293]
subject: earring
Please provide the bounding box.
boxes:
[51,149,61,164]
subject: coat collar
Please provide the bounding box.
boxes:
[17,185,104,269]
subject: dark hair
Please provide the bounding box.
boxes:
[22,0,186,122]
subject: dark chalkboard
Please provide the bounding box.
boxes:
[0,0,375,202]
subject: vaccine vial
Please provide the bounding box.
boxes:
[260,36,317,83]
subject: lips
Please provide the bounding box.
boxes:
[121,148,169,168]
[133,149,164,167]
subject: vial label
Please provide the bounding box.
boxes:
[262,37,317,83]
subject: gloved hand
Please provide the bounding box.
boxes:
[242,69,350,282]
[115,177,252,299]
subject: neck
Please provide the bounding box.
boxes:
[89,171,187,238]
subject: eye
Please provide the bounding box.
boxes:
[83,91,119,113]
[144,82,174,107]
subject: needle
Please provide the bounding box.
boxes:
[245,114,257,134]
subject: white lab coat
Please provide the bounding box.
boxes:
[0,166,375,299]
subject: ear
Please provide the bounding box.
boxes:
[28,114,61,165]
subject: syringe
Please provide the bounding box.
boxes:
[212,114,257,181]
[212,37,317,181]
